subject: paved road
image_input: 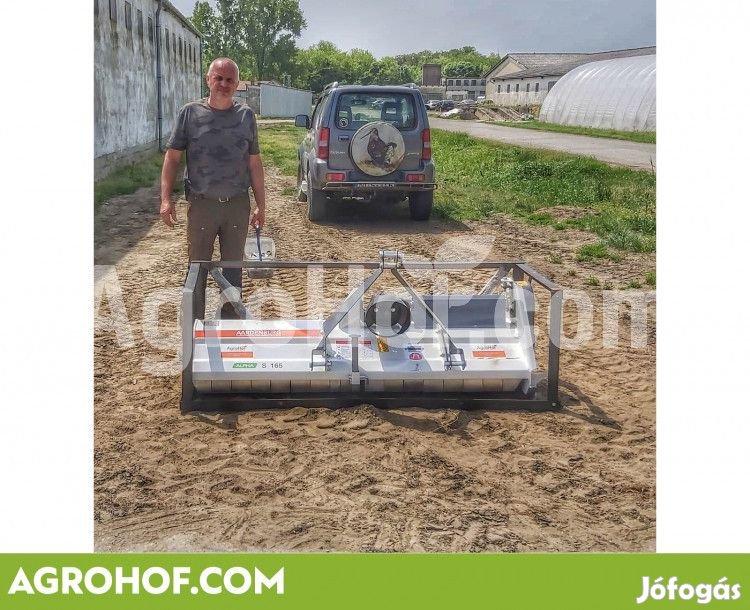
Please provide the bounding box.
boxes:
[429,118,656,171]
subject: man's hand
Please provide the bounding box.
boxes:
[250,206,265,229]
[160,199,177,227]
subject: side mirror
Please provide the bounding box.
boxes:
[295,114,310,129]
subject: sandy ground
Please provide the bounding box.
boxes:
[94,163,655,552]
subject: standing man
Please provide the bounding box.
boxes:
[160,57,266,317]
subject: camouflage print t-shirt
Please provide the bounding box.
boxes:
[166,99,260,198]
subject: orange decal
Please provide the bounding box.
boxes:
[195,329,321,338]
[472,350,506,358]
[220,351,254,359]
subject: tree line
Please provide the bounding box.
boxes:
[192,0,500,92]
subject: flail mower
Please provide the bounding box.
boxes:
[180,249,562,412]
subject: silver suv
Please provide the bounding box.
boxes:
[294,83,437,222]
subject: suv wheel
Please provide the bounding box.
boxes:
[408,191,433,221]
[296,163,307,202]
[307,172,327,221]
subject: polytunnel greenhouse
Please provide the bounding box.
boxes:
[539,54,656,132]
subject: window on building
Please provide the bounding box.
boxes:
[535,82,539,93]
[95,0,99,16]
[506,84,510,93]
[172,33,176,62]
[109,0,117,22]
[463,79,469,86]
[497,84,501,93]
[165,28,169,54]
[526,83,530,92]
[124,1,132,30]
[515,83,520,93]
[548,81,557,91]
[481,79,485,85]
[178,37,182,59]
[471,79,476,86]
[136,9,143,39]
[188,43,192,62]
[147,16,153,43]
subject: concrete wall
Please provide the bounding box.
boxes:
[94,0,201,178]
[259,84,312,118]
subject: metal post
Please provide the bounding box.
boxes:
[547,289,563,408]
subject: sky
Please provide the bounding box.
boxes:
[170,0,655,58]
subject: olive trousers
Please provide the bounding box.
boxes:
[187,192,250,318]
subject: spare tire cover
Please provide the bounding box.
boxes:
[350,122,406,176]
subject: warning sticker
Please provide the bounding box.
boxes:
[333,341,378,361]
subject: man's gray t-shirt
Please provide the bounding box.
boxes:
[166,99,260,198]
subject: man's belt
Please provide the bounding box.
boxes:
[190,192,248,203]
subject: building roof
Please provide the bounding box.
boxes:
[163,0,202,38]
[484,46,655,80]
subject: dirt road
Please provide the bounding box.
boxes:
[94,164,655,552]
[430,118,656,171]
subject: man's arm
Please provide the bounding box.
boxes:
[248,153,266,229]
[159,148,183,227]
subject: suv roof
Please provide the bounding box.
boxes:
[323,83,421,94]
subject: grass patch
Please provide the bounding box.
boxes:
[258,123,306,177]
[254,125,656,255]
[431,130,655,253]
[585,276,601,287]
[95,153,165,210]
[625,279,642,289]
[575,242,623,263]
[549,254,563,264]
[645,271,656,287]
[490,119,656,144]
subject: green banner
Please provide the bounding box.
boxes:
[0,554,748,609]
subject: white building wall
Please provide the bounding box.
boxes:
[94,0,201,176]
[487,77,559,106]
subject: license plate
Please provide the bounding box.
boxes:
[354,183,397,189]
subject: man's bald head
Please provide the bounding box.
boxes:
[205,58,241,106]
[207,58,239,78]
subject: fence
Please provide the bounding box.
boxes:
[234,84,312,118]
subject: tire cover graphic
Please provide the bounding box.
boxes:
[350,122,406,176]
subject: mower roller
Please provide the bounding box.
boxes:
[180,250,562,412]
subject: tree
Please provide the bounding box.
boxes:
[191,0,306,82]
[443,61,483,78]
[237,0,306,81]
[191,1,218,73]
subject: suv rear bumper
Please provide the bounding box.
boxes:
[322,181,437,192]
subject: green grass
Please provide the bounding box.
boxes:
[258,124,306,177]
[94,153,166,210]
[645,271,656,287]
[625,279,642,289]
[490,119,656,144]
[585,276,601,287]
[549,254,563,264]
[576,243,622,263]
[431,130,656,253]
[254,124,656,256]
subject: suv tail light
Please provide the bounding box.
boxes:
[421,128,431,161]
[317,127,330,160]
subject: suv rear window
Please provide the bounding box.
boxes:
[334,93,417,131]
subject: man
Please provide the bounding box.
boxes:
[160,57,266,317]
